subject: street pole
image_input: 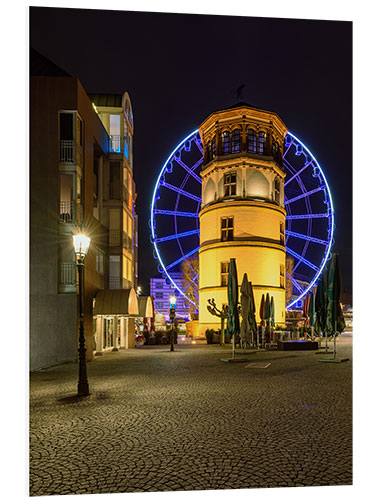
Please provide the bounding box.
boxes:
[77,257,89,396]
[170,323,174,352]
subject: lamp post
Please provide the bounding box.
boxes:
[73,233,91,396]
[169,294,177,351]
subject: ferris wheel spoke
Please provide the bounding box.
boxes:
[165,246,200,271]
[154,209,199,218]
[160,181,201,202]
[286,246,319,272]
[183,273,199,292]
[174,157,202,184]
[154,229,200,243]
[284,186,323,205]
[285,230,328,245]
[286,270,304,293]
[193,135,203,154]
[284,161,313,187]
[286,213,328,220]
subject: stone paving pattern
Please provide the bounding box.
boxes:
[29,336,352,496]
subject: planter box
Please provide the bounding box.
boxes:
[277,340,319,351]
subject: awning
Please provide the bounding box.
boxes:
[93,288,139,316]
[137,296,154,318]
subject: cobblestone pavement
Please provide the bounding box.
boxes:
[29,335,352,496]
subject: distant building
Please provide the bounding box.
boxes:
[30,49,144,370]
[150,272,191,321]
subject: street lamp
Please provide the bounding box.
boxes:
[169,294,177,351]
[73,233,91,396]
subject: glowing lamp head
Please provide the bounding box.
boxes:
[73,234,91,260]
[169,295,177,307]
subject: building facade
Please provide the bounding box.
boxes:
[150,272,191,321]
[30,50,140,370]
[198,103,288,335]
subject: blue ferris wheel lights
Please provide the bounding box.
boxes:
[150,129,200,308]
[286,131,335,310]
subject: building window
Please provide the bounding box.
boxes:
[155,282,163,289]
[155,292,163,299]
[224,173,236,197]
[211,137,216,158]
[231,128,241,153]
[247,128,256,153]
[95,247,105,275]
[220,261,229,286]
[221,217,234,241]
[155,302,163,309]
[280,221,285,245]
[275,178,280,204]
[258,131,266,154]
[222,131,230,155]
[280,264,285,288]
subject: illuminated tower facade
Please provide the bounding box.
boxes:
[198,103,288,335]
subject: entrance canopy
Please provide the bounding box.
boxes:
[137,296,154,318]
[93,288,139,316]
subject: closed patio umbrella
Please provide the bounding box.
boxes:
[227,258,240,359]
[240,273,251,347]
[259,293,265,347]
[248,281,257,347]
[308,290,316,338]
[325,253,346,360]
[270,296,275,343]
[264,293,271,344]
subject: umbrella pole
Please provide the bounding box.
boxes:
[232,333,235,359]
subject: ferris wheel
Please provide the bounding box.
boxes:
[150,130,334,310]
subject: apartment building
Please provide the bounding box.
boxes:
[30,49,143,370]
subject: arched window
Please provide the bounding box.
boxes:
[221,131,230,155]
[232,128,241,153]
[207,141,212,161]
[247,128,256,153]
[212,136,216,158]
[258,131,266,155]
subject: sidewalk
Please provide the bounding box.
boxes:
[30,337,352,495]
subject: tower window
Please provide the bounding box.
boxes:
[222,131,230,155]
[224,173,236,197]
[220,261,229,286]
[221,217,234,241]
[258,131,266,155]
[275,178,281,204]
[212,137,216,158]
[232,128,241,153]
[280,264,285,288]
[280,221,285,245]
[247,128,256,153]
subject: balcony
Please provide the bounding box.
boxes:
[108,230,133,251]
[59,262,77,293]
[59,140,83,166]
[60,201,83,225]
[109,135,121,153]
[109,183,123,200]
[108,277,132,290]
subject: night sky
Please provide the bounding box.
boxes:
[30,7,352,294]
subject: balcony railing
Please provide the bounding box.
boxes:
[60,201,83,224]
[59,140,83,166]
[60,262,76,286]
[109,277,132,290]
[109,135,121,153]
[109,229,121,246]
[109,183,123,200]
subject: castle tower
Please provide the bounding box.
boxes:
[198,103,288,335]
